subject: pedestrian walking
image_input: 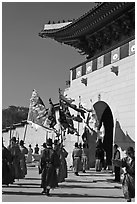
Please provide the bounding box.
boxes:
[58,142,68,182]
[72,142,82,176]
[113,144,121,182]
[8,137,23,179]
[95,139,104,172]
[34,144,39,154]
[38,142,47,174]
[78,143,83,171]
[2,139,14,185]
[53,140,61,183]
[26,144,33,163]
[19,140,28,178]
[81,143,89,173]
[113,146,135,202]
[40,138,60,196]
[53,140,68,183]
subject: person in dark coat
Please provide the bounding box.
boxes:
[8,137,23,179]
[2,140,14,185]
[113,146,135,202]
[81,143,89,173]
[19,140,28,178]
[95,139,104,171]
[34,144,39,154]
[113,144,121,182]
[40,138,60,196]
[72,142,82,176]
[54,141,68,183]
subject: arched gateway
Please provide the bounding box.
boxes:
[94,101,114,166]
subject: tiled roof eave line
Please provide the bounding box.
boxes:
[50,2,131,41]
[41,2,128,39]
[42,2,104,35]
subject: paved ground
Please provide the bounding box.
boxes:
[2,166,135,202]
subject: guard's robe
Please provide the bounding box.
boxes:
[2,145,14,185]
[40,147,60,189]
[20,146,28,178]
[122,156,135,200]
[8,144,23,179]
[72,147,82,172]
[57,147,68,183]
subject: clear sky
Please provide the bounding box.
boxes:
[2,1,96,109]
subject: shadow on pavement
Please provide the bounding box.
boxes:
[25,177,41,180]
[3,185,40,189]
[51,193,124,199]
[66,179,115,184]
[66,179,93,183]
[15,183,40,186]
[2,191,41,196]
[77,174,113,177]
[2,191,124,199]
[59,184,116,189]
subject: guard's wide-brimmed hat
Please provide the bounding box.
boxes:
[41,142,46,148]
[20,140,25,145]
[11,137,16,142]
[74,142,78,147]
[47,138,53,146]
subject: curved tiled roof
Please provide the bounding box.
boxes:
[39,2,130,37]
[41,2,102,33]
[39,2,135,58]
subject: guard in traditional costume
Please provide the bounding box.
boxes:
[113,144,121,182]
[19,140,28,178]
[2,140,14,185]
[78,143,83,171]
[81,143,89,173]
[26,144,33,163]
[40,138,60,196]
[54,141,68,183]
[72,142,82,176]
[8,137,23,179]
[34,144,39,154]
[95,139,104,171]
[113,146,135,202]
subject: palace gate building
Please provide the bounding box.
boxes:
[41,2,135,167]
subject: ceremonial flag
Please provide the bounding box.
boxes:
[59,100,76,134]
[59,90,86,118]
[27,89,55,131]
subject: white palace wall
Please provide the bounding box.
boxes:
[63,40,135,168]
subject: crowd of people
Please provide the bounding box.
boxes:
[71,139,135,202]
[2,137,29,185]
[2,136,135,201]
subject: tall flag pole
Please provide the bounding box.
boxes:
[59,90,86,119]
[23,123,28,142]
[77,96,81,143]
[59,88,63,142]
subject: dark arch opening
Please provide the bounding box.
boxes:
[94,101,114,166]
